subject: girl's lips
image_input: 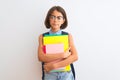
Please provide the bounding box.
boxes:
[52,24,58,26]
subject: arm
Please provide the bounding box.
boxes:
[44,34,78,72]
[38,34,71,63]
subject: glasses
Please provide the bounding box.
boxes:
[50,15,64,21]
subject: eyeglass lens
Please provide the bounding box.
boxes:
[50,15,64,20]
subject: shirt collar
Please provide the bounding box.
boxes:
[49,30,62,35]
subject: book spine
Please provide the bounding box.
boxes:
[43,45,46,53]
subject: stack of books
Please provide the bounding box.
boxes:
[43,34,71,72]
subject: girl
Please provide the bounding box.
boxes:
[38,6,78,80]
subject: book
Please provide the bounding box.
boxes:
[43,35,71,72]
[43,43,65,72]
[44,43,64,54]
[43,35,69,51]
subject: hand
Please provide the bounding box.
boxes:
[63,47,71,58]
[44,62,54,73]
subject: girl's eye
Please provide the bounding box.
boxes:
[57,16,63,20]
[50,15,63,20]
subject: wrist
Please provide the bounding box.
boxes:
[61,52,65,58]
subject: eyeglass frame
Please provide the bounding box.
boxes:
[49,15,64,21]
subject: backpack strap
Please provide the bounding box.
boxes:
[70,63,75,79]
[41,31,76,80]
[43,32,49,36]
[62,31,76,79]
[62,31,69,35]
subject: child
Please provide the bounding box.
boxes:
[38,6,78,80]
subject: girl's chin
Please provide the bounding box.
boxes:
[51,26,59,29]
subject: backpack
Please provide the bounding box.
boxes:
[42,31,75,80]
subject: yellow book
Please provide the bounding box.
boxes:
[43,35,71,72]
[43,35,68,51]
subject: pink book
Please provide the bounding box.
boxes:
[43,43,66,72]
[46,43,64,54]
[43,43,64,54]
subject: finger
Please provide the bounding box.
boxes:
[68,47,71,50]
[67,47,71,52]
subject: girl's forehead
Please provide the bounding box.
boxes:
[51,10,63,16]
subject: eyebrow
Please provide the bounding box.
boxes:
[50,15,63,17]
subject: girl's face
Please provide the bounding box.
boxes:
[49,10,65,32]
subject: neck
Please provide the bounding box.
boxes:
[51,29,60,33]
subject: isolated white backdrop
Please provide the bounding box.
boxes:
[0,0,120,80]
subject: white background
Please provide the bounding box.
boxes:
[0,0,120,80]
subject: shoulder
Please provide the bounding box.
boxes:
[39,32,49,39]
[68,33,73,40]
[38,34,43,41]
